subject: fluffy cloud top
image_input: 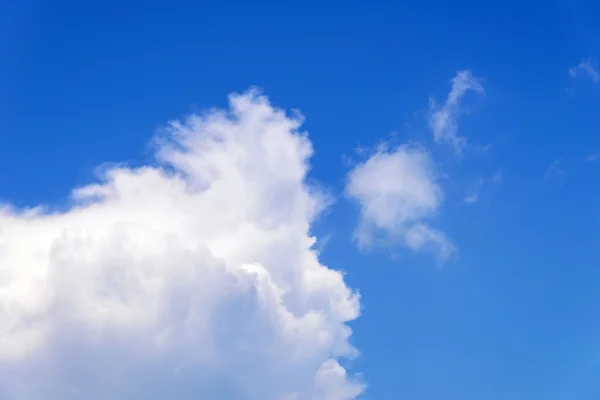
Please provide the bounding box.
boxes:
[346,146,454,261]
[428,70,484,155]
[0,90,364,399]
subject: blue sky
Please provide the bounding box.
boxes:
[2,0,600,399]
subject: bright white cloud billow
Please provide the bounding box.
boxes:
[428,70,484,155]
[0,90,364,399]
[346,146,454,261]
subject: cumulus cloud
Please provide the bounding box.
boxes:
[0,89,364,399]
[346,145,454,261]
[569,60,600,83]
[428,70,484,155]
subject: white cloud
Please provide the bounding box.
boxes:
[464,171,501,205]
[428,70,484,155]
[0,89,364,399]
[346,145,454,261]
[569,60,600,83]
[463,178,483,204]
[544,158,564,180]
[586,153,598,162]
[491,169,502,183]
[463,188,479,204]
[463,193,479,204]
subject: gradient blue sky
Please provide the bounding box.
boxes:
[2,0,600,399]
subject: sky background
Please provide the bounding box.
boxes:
[2,0,600,399]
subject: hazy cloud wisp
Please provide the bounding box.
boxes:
[428,70,484,155]
[569,60,600,83]
[544,158,564,181]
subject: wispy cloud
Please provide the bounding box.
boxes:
[463,193,479,204]
[544,158,564,180]
[491,169,503,183]
[569,59,600,83]
[585,153,598,162]
[428,70,485,155]
[463,170,502,205]
[463,178,483,204]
